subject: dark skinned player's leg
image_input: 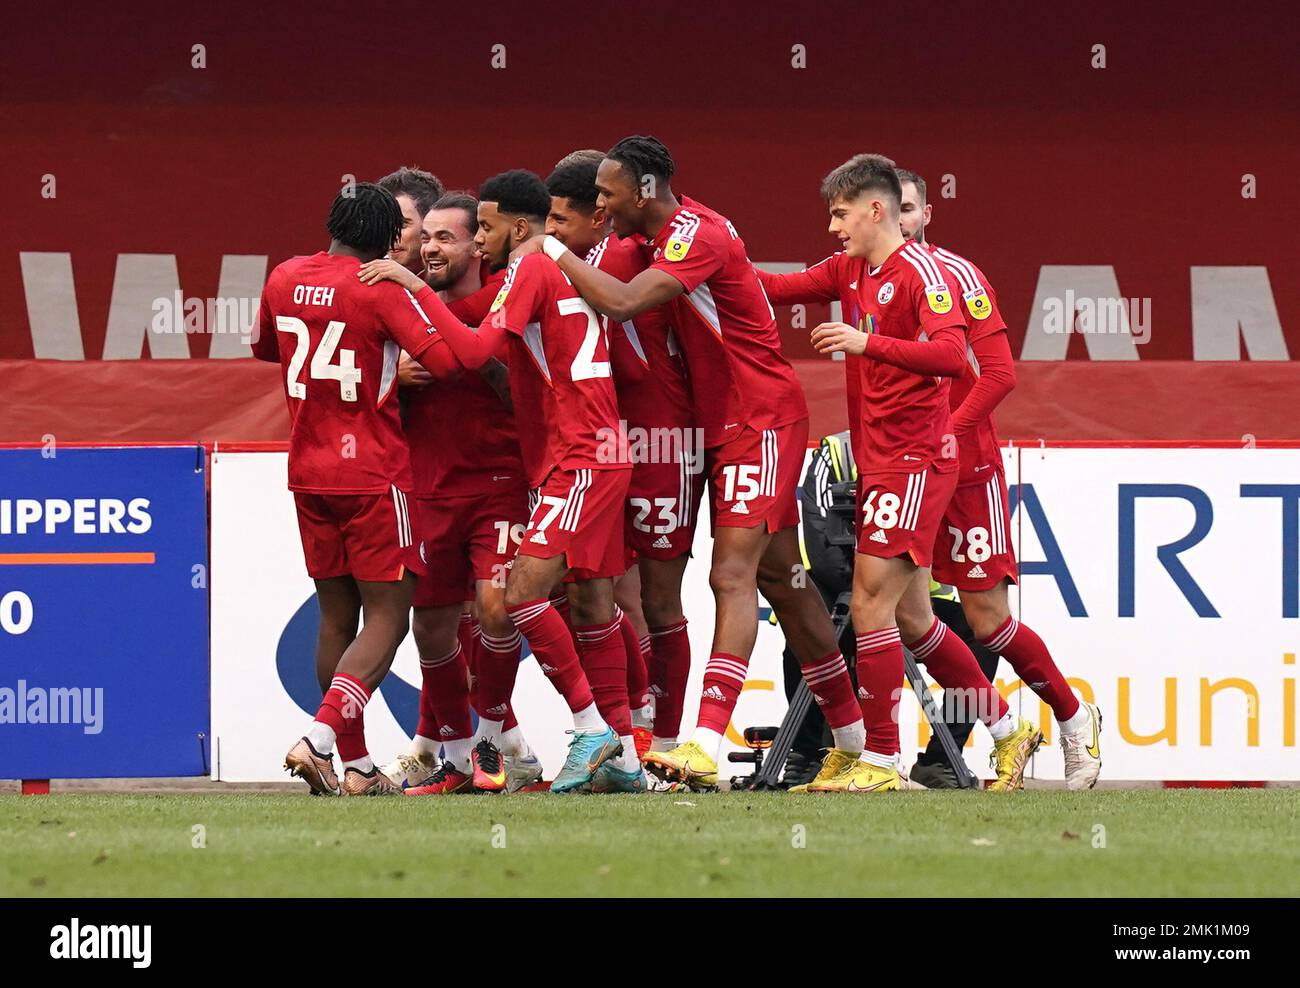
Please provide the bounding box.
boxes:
[678,524,768,759]
[407,602,473,771]
[313,576,360,694]
[307,571,416,777]
[639,553,691,748]
[503,553,603,729]
[757,527,865,755]
[567,575,640,772]
[613,565,653,729]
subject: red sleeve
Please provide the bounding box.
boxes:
[649,224,725,293]
[448,270,506,324]
[951,330,1015,434]
[755,254,841,306]
[404,267,525,371]
[861,324,967,376]
[379,283,463,377]
[250,286,279,362]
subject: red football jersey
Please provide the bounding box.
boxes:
[586,234,693,430]
[756,241,964,475]
[403,270,525,497]
[928,243,1009,484]
[254,252,452,494]
[647,197,807,448]
[491,254,624,489]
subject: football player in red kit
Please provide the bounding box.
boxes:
[892,169,1101,789]
[515,137,867,792]
[544,150,699,769]
[359,170,642,793]
[256,183,461,797]
[381,192,543,795]
[757,154,1042,792]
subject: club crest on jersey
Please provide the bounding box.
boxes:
[963,287,991,320]
[663,236,692,262]
[925,286,953,314]
[877,282,895,305]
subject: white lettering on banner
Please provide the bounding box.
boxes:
[16,257,1288,361]
[0,498,152,534]
[208,448,1299,783]
[1190,266,1289,360]
[18,252,267,360]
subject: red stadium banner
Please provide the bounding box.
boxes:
[2,5,1296,442]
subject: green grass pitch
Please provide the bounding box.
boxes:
[3,789,1296,897]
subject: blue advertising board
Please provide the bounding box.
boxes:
[0,446,209,778]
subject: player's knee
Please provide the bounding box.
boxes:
[641,589,683,628]
[477,594,511,636]
[709,560,754,600]
[894,598,931,643]
[963,596,1007,641]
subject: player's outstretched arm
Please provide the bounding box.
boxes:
[950,330,1015,434]
[811,321,967,376]
[522,235,684,321]
[755,263,839,306]
[357,257,506,372]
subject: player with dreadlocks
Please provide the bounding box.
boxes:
[254,183,464,796]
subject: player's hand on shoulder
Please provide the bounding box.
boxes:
[397,353,434,387]
[811,321,867,356]
[356,257,426,292]
[508,234,546,265]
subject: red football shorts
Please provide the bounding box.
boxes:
[413,483,529,608]
[518,466,632,579]
[708,418,808,534]
[293,486,424,582]
[855,463,958,569]
[625,452,704,560]
[930,466,1018,590]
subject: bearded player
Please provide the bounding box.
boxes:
[360,170,643,793]
[382,192,543,794]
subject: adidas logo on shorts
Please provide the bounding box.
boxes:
[439,725,456,737]
[702,685,727,701]
[967,564,987,579]
[486,704,509,716]
[730,501,749,514]
[652,535,673,549]
[539,662,558,675]
[530,531,548,545]
[869,529,889,544]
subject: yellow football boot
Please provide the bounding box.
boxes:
[643,740,718,790]
[788,748,859,793]
[988,718,1044,792]
[808,758,901,793]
